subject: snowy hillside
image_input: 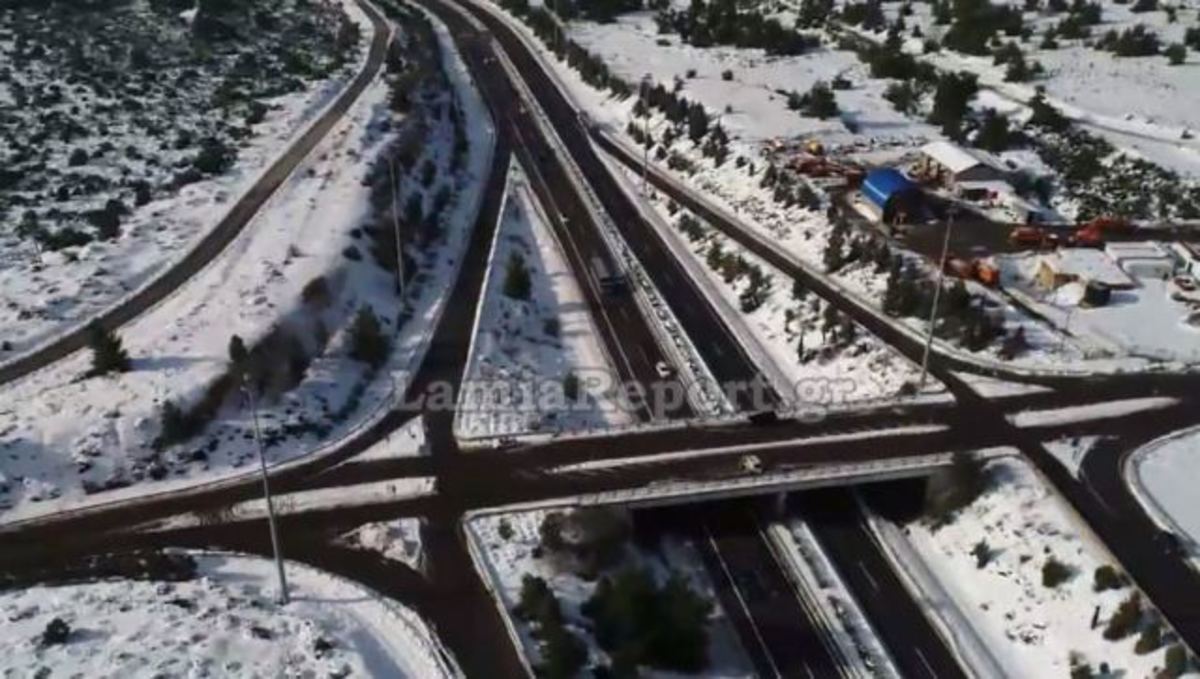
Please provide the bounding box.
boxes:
[0,0,371,355]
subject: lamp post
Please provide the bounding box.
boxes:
[243,378,289,605]
[919,208,956,390]
[388,157,406,296]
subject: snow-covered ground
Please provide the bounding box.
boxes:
[898,457,1171,677]
[1044,435,1103,478]
[0,7,495,522]
[0,0,373,356]
[1008,396,1178,427]
[457,162,633,439]
[343,517,426,572]
[353,414,430,461]
[0,552,458,677]
[1129,425,1200,551]
[467,507,755,676]
[627,166,928,403]
[886,0,1200,178]
[1000,253,1200,364]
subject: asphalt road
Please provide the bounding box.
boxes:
[440,20,690,421]
[648,502,846,678]
[0,0,392,388]
[443,0,777,413]
[800,488,968,679]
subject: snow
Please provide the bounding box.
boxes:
[343,517,425,572]
[921,139,994,174]
[1130,426,1200,548]
[956,370,1053,398]
[0,6,496,522]
[353,415,429,461]
[1009,396,1179,427]
[0,0,376,356]
[561,10,935,151]
[1044,435,1103,479]
[156,477,436,531]
[613,161,929,403]
[466,507,755,676]
[1002,254,1200,363]
[457,162,633,440]
[1039,248,1135,288]
[770,521,900,678]
[901,457,1168,678]
[0,552,458,677]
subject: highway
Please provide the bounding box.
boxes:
[452,23,692,421]
[430,0,1200,663]
[434,0,778,412]
[5,0,1200,675]
[800,488,967,679]
[684,501,845,679]
[0,0,392,388]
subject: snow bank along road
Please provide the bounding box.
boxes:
[0,0,391,388]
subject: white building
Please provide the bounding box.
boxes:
[917,141,1007,186]
[1036,249,1134,290]
[1104,242,1175,280]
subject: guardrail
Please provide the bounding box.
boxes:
[765,523,884,679]
[596,150,798,407]
[461,520,541,677]
[450,159,513,442]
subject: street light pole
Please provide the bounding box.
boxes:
[244,381,289,605]
[388,157,405,296]
[641,75,651,196]
[919,209,955,390]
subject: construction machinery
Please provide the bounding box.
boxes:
[946,257,1000,286]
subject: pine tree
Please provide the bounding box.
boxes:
[503,252,533,300]
[792,277,807,301]
[349,306,390,368]
[824,224,846,272]
[228,334,248,367]
[87,321,131,376]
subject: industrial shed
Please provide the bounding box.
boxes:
[917,140,1007,186]
[861,168,922,223]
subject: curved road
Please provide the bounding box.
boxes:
[0,0,392,387]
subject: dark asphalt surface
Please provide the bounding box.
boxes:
[800,488,967,679]
[0,0,392,388]
[691,501,845,679]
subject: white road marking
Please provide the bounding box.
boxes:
[857,561,881,592]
